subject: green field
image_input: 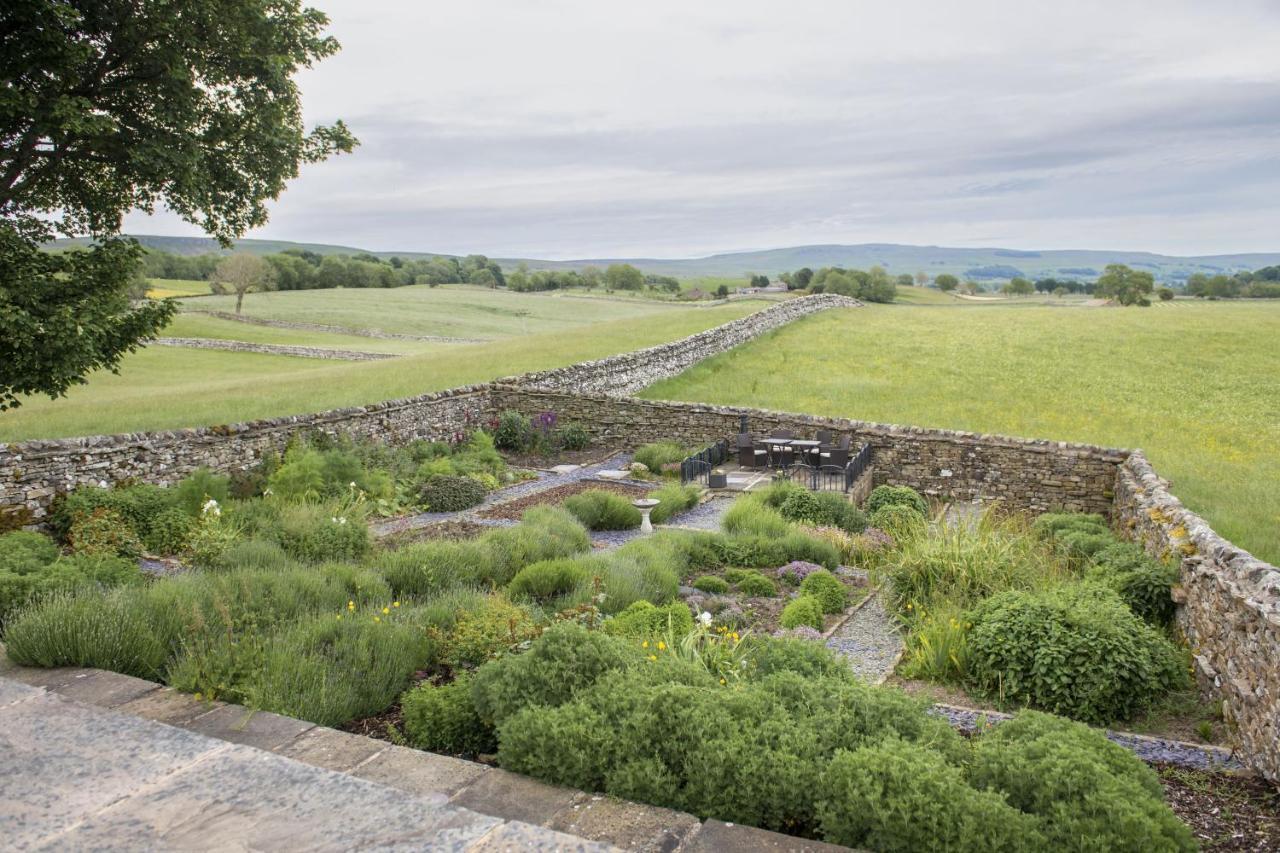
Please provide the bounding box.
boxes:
[642,302,1280,564]
[147,278,211,298]
[163,314,427,354]
[192,283,717,339]
[0,299,766,441]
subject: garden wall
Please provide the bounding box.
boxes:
[0,386,492,524]
[504,293,862,395]
[490,387,1127,515]
[1114,452,1280,783]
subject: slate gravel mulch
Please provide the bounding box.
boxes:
[824,592,904,684]
[1157,764,1280,852]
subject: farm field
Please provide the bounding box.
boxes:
[0,298,766,441]
[642,301,1280,564]
[162,313,426,355]
[192,283,719,339]
[145,278,211,298]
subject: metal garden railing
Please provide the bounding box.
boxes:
[680,439,729,486]
[845,443,872,491]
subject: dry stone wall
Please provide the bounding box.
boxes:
[492,387,1126,515]
[155,338,397,361]
[1114,452,1280,782]
[504,293,862,395]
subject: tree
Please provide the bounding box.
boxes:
[714,283,730,298]
[210,254,277,314]
[581,266,602,291]
[935,274,959,292]
[749,273,770,288]
[1094,264,1155,306]
[605,263,644,291]
[1005,277,1034,297]
[0,0,355,409]
[1157,287,1175,301]
[793,267,814,290]
[896,273,914,288]
[960,280,980,295]
[1053,286,1068,299]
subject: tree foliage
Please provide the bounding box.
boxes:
[1094,264,1155,307]
[0,0,356,408]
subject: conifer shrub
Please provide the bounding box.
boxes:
[507,557,599,607]
[603,600,694,639]
[402,673,497,757]
[444,595,540,669]
[866,485,928,517]
[799,569,847,613]
[780,596,824,631]
[562,489,642,530]
[692,574,729,594]
[734,570,778,597]
[419,474,487,512]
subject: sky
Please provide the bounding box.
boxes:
[124,0,1280,259]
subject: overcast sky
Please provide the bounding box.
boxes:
[125,0,1280,259]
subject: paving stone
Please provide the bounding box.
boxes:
[0,691,222,849]
[1,665,95,690]
[51,670,161,708]
[549,793,701,852]
[451,767,579,826]
[116,686,222,726]
[182,702,315,751]
[467,819,618,852]
[275,725,387,772]
[353,743,488,801]
[550,464,582,474]
[34,742,502,852]
[686,820,851,853]
[0,676,43,707]
[595,469,630,481]
[0,647,19,674]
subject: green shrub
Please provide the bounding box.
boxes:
[483,506,592,584]
[818,739,1040,852]
[144,507,193,555]
[692,575,729,594]
[0,549,142,626]
[1088,547,1179,626]
[970,711,1196,852]
[402,674,496,756]
[0,530,60,570]
[444,596,540,669]
[419,474,488,512]
[648,483,700,525]
[562,489,641,530]
[3,589,169,678]
[780,596,824,631]
[604,600,694,639]
[735,571,778,597]
[799,570,847,614]
[557,423,591,451]
[1031,512,1109,541]
[722,498,792,538]
[595,550,680,613]
[746,637,850,681]
[966,583,1188,724]
[866,485,928,517]
[472,622,641,725]
[778,491,867,534]
[868,504,926,540]
[1056,529,1115,563]
[210,538,297,572]
[69,507,143,559]
[274,502,370,563]
[632,440,689,474]
[508,557,599,607]
[172,468,231,517]
[375,541,486,597]
[493,410,533,452]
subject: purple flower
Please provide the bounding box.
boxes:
[779,560,823,582]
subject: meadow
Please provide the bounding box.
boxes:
[642,301,1280,564]
[0,297,766,441]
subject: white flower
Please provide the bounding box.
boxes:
[331,517,347,525]
[98,480,108,489]
[698,611,713,627]
[349,481,358,489]
[263,487,273,496]
[201,498,221,517]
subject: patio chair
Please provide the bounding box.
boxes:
[820,435,851,468]
[770,428,794,439]
[767,441,794,469]
[816,429,833,445]
[737,433,767,468]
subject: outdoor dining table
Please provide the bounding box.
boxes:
[765,438,822,467]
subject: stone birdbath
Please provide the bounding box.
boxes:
[632,498,660,534]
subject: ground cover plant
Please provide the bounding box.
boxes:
[641,300,1280,564]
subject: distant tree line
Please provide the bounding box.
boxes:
[778,265,897,303]
[1184,268,1280,299]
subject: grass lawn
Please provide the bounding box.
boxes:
[641,301,1280,564]
[193,283,714,339]
[0,300,766,441]
[163,313,428,355]
[146,278,212,298]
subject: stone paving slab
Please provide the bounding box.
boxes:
[52,670,161,708]
[687,820,852,852]
[354,742,489,800]
[548,793,703,852]
[117,685,224,726]
[184,702,316,750]
[275,725,389,773]
[468,820,616,852]
[1,664,97,690]
[0,677,43,707]
[1,691,224,850]
[451,767,580,826]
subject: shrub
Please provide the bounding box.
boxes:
[562,489,641,530]
[722,498,791,538]
[508,557,599,607]
[604,600,694,639]
[472,622,641,725]
[3,589,170,678]
[69,507,143,559]
[746,636,850,680]
[274,502,370,563]
[419,475,488,512]
[970,711,1196,852]
[966,583,1188,724]
[402,674,496,756]
[648,483,700,525]
[557,423,591,451]
[144,507,193,555]
[444,596,540,669]
[734,570,778,597]
[868,504,926,540]
[172,468,231,517]
[0,531,59,571]
[493,410,533,452]
[818,739,1040,852]
[210,538,296,572]
[595,550,680,613]
[1055,529,1115,563]
[1031,511,1109,541]
[0,548,142,626]
[632,440,688,474]
[779,491,867,534]
[777,560,824,585]
[866,485,928,517]
[780,596,824,631]
[1088,544,1179,626]
[799,570,847,614]
[692,575,729,594]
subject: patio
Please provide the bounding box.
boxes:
[680,430,873,494]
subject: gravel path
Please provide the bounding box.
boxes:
[824,592,905,684]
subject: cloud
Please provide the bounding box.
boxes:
[125,0,1280,257]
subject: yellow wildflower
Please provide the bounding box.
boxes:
[647,654,657,662]
[657,641,666,651]
[382,607,390,615]
[373,616,381,623]
[642,640,650,649]
[393,601,400,608]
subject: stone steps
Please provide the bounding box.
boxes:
[0,658,850,852]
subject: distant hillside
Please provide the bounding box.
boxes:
[49,235,1280,282]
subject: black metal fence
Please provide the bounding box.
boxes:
[845,442,872,491]
[679,439,729,486]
